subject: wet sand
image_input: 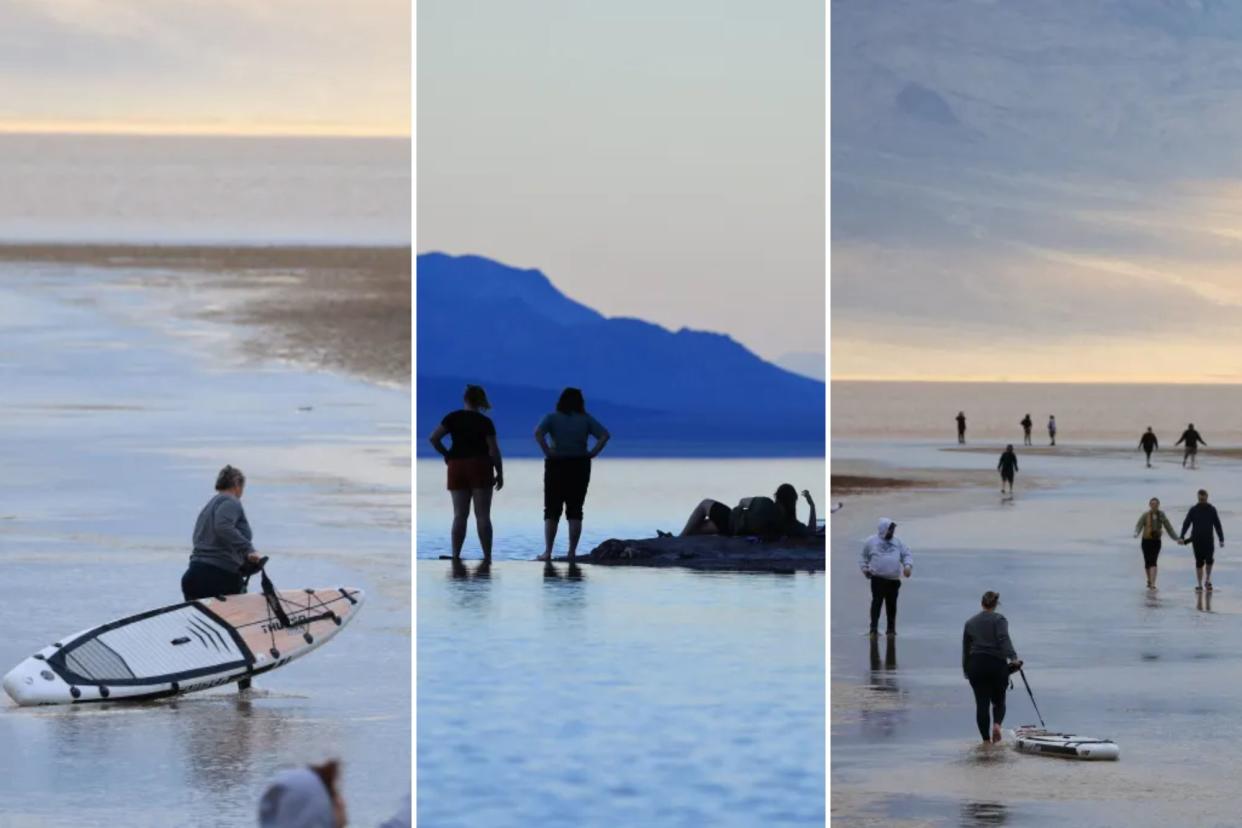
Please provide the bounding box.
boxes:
[832,438,1242,826]
[0,243,411,385]
[0,263,410,825]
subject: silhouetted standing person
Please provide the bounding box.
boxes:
[956,411,967,444]
[1020,414,1033,446]
[1181,488,1224,592]
[1176,423,1206,469]
[535,388,610,562]
[997,444,1019,496]
[1047,415,1057,446]
[1139,427,1159,468]
[429,385,504,561]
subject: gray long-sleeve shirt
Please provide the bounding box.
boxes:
[962,610,1017,675]
[189,493,254,573]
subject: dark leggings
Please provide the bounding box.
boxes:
[869,578,900,631]
[966,654,1009,742]
[181,561,245,601]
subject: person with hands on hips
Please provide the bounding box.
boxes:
[859,518,912,637]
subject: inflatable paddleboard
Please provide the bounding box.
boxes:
[1013,726,1119,760]
[3,587,363,706]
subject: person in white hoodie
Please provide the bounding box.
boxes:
[859,518,913,636]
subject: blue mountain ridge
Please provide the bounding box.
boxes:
[416,252,824,457]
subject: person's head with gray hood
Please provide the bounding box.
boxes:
[259,761,345,828]
[876,518,897,541]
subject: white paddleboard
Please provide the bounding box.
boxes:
[1013,726,1119,760]
[3,587,363,706]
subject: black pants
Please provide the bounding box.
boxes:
[1144,448,1153,463]
[1023,430,1031,446]
[181,561,245,601]
[869,577,900,631]
[966,653,1010,742]
[544,457,592,521]
[1141,538,1161,569]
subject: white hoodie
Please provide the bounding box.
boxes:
[859,518,912,581]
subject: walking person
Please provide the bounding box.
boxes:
[998,444,1019,496]
[1181,489,1224,591]
[1138,427,1159,468]
[956,411,967,445]
[963,591,1022,744]
[1020,414,1033,446]
[534,387,610,562]
[859,518,912,636]
[1134,497,1178,591]
[1047,415,1057,446]
[428,385,504,561]
[1176,423,1206,469]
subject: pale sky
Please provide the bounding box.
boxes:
[0,0,409,135]
[833,0,1242,383]
[418,0,826,363]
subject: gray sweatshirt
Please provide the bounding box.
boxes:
[189,493,254,573]
[962,610,1017,675]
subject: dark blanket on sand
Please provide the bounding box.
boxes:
[560,534,826,573]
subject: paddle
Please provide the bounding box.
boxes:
[1018,667,1046,728]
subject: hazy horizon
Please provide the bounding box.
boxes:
[2,0,409,136]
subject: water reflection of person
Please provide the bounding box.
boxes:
[961,800,1009,826]
[1197,590,1213,613]
[868,635,898,686]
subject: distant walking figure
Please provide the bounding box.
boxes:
[1176,423,1206,469]
[1047,415,1057,446]
[859,518,912,636]
[429,385,504,561]
[956,411,967,444]
[535,388,610,562]
[673,485,816,539]
[998,444,1019,496]
[963,591,1021,745]
[1134,497,1178,591]
[1020,414,1033,446]
[1138,427,1159,468]
[1181,489,1224,592]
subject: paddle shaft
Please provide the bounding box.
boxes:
[1018,668,1046,728]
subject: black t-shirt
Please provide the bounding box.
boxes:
[441,410,496,460]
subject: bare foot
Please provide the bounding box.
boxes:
[992,724,1002,743]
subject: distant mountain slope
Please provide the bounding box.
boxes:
[416,253,824,456]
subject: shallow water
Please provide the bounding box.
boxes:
[0,271,410,825]
[832,439,1242,826]
[417,561,825,827]
[416,457,826,560]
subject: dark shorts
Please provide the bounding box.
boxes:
[544,456,591,521]
[1185,445,1199,456]
[1141,538,1161,568]
[1193,543,1215,566]
[708,501,734,536]
[181,561,245,602]
[447,456,495,491]
[1000,471,1014,483]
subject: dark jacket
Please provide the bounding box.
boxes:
[1140,432,1158,451]
[963,610,1018,675]
[998,451,1019,475]
[1176,429,1205,449]
[1181,502,1224,548]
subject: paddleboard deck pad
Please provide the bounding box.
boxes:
[1013,726,1119,760]
[4,587,363,706]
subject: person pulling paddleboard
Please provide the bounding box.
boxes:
[1181,489,1224,591]
[1134,497,1178,591]
[963,591,1022,744]
[182,465,266,690]
[859,518,912,636]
